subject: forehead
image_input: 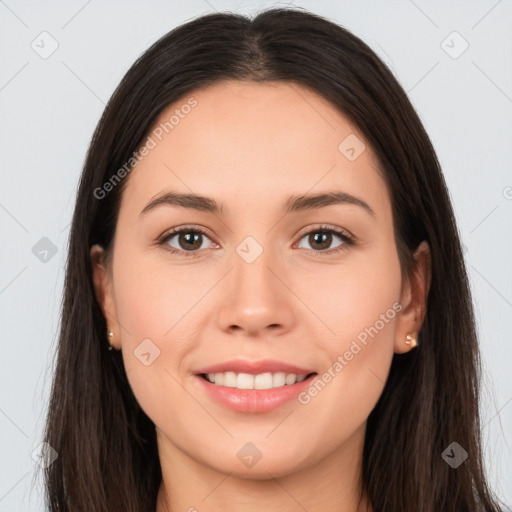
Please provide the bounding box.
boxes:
[120,80,390,220]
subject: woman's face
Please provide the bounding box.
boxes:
[92,81,426,479]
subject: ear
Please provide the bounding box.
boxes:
[394,241,431,354]
[90,244,121,349]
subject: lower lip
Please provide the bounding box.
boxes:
[194,374,317,413]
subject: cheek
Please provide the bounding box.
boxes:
[294,244,402,424]
[292,241,402,349]
[332,262,401,347]
[110,250,201,415]
[112,246,208,346]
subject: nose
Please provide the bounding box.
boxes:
[216,245,296,338]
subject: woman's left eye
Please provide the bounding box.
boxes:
[295,225,354,255]
[157,225,354,257]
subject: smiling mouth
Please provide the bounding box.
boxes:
[198,371,317,390]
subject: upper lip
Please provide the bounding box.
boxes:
[195,359,316,376]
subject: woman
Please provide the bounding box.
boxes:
[42,7,504,511]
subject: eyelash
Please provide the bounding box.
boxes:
[156,224,355,258]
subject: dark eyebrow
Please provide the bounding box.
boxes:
[140,190,375,217]
[140,192,221,216]
[285,191,375,216]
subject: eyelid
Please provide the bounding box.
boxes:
[157,223,214,239]
[294,223,355,243]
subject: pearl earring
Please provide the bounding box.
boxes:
[107,329,114,350]
[405,333,418,348]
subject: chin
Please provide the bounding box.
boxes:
[203,448,312,480]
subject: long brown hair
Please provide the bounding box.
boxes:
[43,7,504,511]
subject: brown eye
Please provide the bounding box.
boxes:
[296,226,354,254]
[174,231,204,251]
[308,231,334,251]
[159,227,214,255]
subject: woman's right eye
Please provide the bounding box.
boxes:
[158,227,216,257]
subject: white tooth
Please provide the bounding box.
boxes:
[254,372,273,390]
[210,371,309,388]
[272,372,286,387]
[237,373,254,389]
[285,373,297,385]
[223,371,237,387]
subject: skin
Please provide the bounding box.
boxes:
[91,81,430,512]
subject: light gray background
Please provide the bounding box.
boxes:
[1,1,511,510]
